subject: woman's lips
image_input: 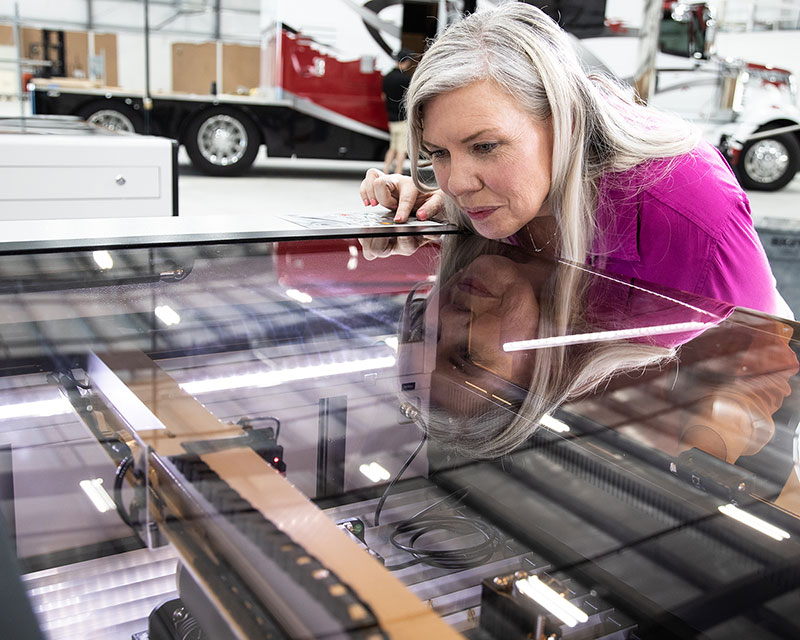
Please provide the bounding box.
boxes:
[463,206,498,221]
[456,277,494,297]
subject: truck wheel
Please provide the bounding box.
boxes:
[737,132,800,191]
[185,108,260,176]
[78,101,142,133]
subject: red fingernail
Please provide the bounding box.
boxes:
[370,199,378,206]
[417,209,427,220]
[363,199,369,206]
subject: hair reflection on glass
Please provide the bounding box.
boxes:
[399,235,678,459]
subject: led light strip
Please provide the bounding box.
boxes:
[539,414,570,433]
[359,462,391,483]
[718,504,790,541]
[503,321,713,352]
[180,354,397,395]
[0,397,73,420]
[79,478,117,513]
[515,575,588,627]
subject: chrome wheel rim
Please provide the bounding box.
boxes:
[197,114,248,166]
[87,109,135,132]
[743,138,790,184]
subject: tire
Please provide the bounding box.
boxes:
[77,100,142,133]
[184,107,261,176]
[737,131,800,191]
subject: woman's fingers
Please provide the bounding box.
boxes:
[416,190,446,221]
[360,167,385,206]
[360,169,447,224]
[358,235,429,261]
[359,237,392,261]
[392,178,422,222]
[372,174,403,210]
[393,235,428,256]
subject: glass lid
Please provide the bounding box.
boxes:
[0,233,797,639]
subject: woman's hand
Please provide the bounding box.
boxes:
[359,234,440,261]
[360,169,446,223]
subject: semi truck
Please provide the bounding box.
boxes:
[29,22,392,177]
[583,0,800,191]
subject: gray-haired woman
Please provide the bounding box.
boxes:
[360,3,791,318]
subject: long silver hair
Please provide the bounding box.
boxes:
[406,2,699,263]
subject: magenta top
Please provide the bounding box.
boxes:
[592,141,791,318]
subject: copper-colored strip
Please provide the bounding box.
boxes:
[92,351,462,639]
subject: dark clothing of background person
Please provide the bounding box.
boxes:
[382,50,414,174]
[383,66,411,122]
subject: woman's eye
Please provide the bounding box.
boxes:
[474,142,498,154]
[429,149,448,160]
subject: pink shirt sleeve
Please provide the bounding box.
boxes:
[595,142,792,319]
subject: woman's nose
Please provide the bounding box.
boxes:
[446,158,481,197]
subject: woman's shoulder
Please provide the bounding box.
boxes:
[599,141,750,239]
[647,141,745,213]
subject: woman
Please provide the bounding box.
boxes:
[360,3,791,318]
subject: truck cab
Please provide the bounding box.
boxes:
[649,1,800,191]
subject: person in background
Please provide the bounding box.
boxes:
[382,48,415,174]
[360,4,792,319]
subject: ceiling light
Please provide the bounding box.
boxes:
[540,414,570,433]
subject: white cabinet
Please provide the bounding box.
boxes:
[0,130,177,220]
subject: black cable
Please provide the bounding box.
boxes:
[114,456,135,528]
[373,403,502,570]
[388,514,498,570]
[383,488,498,570]
[373,431,427,527]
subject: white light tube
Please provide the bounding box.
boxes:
[154,304,181,326]
[0,397,72,420]
[516,575,588,627]
[718,504,790,541]
[359,462,391,483]
[285,289,313,304]
[540,414,570,433]
[347,245,359,271]
[92,250,114,270]
[180,355,396,395]
[79,478,117,513]
[503,321,712,352]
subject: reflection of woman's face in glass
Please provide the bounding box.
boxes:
[433,254,544,415]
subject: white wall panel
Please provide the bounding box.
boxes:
[117,30,175,92]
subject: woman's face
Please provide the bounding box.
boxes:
[432,254,543,414]
[422,80,554,240]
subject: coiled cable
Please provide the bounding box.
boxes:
[374,402,500,570]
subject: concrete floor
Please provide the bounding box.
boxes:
[177,149,378,218]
